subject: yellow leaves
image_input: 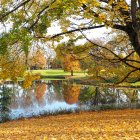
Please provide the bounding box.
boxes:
[0,55,26,82]
[78,0,100,7]
[127,52,140,70]
[108,0,129,11]
[134,52,140,61]
[98,14,106,22]
[108,0,114,5]
[0,110,140,139]
[105,0,129,25]
[117,1,129,11]
[29,49,46,69]
[63,54,81,72]
[79,0,87,4]
[43,136,48,140]
[100,69,106,73]
[118,82,131,86]
[22,73,40,89]
[89,0,100,7]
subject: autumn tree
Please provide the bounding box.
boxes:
[29,49,47,69]
[87,31,140,84]
[63,53,81,76]
[0,46,40,88]
[52,0,140,57]
[0,48,26,82]
[55,39,85,76]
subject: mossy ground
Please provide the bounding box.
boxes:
[0,109,140,140]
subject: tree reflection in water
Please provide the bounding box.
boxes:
[63,84,81,104]
[0,85,12,122]
[0,81,140,122]
[35,82,46,105]
[79,86,140,109]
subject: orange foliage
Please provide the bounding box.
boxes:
[29,49,46,69]
[63,85,81,104]
[35,83,46,102]
[63,54,80,72]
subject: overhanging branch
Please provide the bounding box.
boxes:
[115,69,139,84]
[51,23,128,39]
[51,25,105,38]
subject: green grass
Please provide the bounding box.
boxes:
[31,69,87,80]
[131,82,140,86]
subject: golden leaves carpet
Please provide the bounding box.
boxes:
[0,110,140,140]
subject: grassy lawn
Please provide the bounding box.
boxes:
[0,109,140,139]
[31,69,87,80]
[131,81,140,86]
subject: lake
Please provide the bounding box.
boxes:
[0,80,140,122]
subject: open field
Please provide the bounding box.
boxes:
[31,69,87,80]
[0,109,140,140]
[31,69,86,76]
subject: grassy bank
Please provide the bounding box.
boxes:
[68,76,140,88]
[0,109,140,139]
[30,70,140,87]
[3,69,140,88]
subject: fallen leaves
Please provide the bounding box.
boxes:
[0,110,140,139]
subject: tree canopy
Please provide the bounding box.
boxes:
[0,0,140,83]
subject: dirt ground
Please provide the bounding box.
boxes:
[0,109,140,140]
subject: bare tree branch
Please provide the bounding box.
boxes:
[80,30,140,70]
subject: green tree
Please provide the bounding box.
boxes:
[0,85,12,122]
[50,57,63,69]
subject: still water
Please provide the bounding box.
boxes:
[0,80,140,122]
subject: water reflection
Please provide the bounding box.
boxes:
[0,85,12,122]
[63,84,81,104]
[35,83,46,105]
[79,86,140,109]
[9,81,78,120]
[0,81,140,122]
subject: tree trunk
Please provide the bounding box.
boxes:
[128,0,140,56]
[132,32,140,57]
[94,87,99,105]
[125,21,140,57]
[71,70,73,76]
